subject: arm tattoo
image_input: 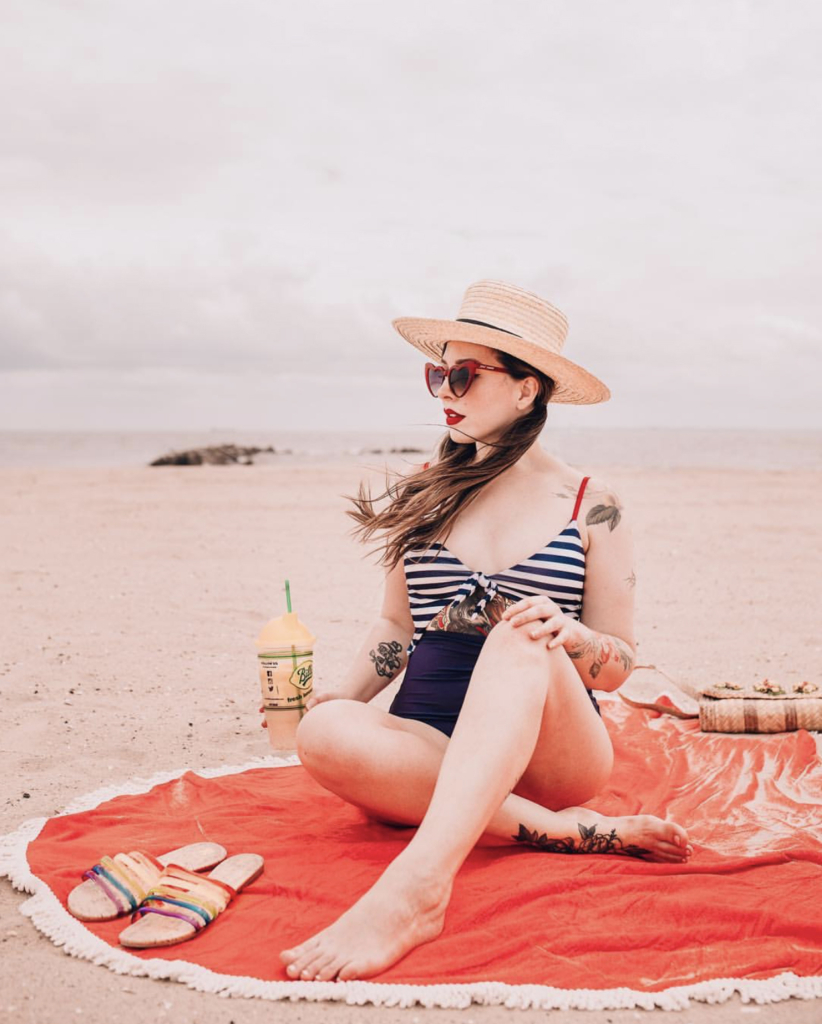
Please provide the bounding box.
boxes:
[512,822,651,859]
[368,640,403,679]
[567,633,634,679]
[625,569,636,588]
[586,492,622,531]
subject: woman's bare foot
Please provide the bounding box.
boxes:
[280,854,452,982]
[513,808,693,862]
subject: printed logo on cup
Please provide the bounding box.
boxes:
[289,660,313,692]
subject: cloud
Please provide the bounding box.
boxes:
[0,0,820,426]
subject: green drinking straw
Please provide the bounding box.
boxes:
[285,579,297,673]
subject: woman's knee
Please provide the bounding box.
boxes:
[486,618,566,665]
[295,698,364,768]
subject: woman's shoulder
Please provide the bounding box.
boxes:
[536,453,605,501]
[538,457,628,546]
[543,453,622,505]
[574,471,631,550]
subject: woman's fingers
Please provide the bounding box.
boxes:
[527,615,565,641]
[501,597,529,618]
[505,605,555,627]
[501,596,543,621]
[499,599,572,650]
[547,626,569,648]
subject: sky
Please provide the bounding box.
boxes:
[1,0,820,431]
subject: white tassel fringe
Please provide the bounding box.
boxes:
[2,754,820,1011]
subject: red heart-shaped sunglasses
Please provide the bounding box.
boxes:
[424,360,511,398]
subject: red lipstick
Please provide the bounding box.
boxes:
[445,409,465,425]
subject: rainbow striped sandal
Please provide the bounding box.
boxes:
[118,853,264,949]
[67,842,227,922]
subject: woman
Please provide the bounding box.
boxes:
[279,280,692,983]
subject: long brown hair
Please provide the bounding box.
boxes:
[344,349,556,569]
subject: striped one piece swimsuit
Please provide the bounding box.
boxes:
[389,474,601,736]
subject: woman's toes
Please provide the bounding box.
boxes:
[658,849,687,861]
[657,840,687,858]
[297,952,326,979]
[669,824,689,846]
[286,952,319,978]
[337,960,360,981]
[280,940,311,965]
[316,955,346,982]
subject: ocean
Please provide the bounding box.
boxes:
[0,428,820,470]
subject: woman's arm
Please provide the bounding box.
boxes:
[564,624,635,693]
[306,557,414,709]
[500,477,637,694]
[570,478,637,693]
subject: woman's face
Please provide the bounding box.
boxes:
[435,341,539,449]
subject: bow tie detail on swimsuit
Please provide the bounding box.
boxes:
[453,572,500,619]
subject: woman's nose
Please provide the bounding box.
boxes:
[437,374,456,402]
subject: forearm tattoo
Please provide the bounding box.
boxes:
[625,568,636,588]
[513,822,651,858]
[368,640,403,679]
[567,632,634,679]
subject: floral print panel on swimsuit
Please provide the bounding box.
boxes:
[426,583,519,638]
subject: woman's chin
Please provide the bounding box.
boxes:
[447,425,474,444]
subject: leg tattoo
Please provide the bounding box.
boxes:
[512,822,651,858]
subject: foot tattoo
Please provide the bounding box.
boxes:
[512,822,652,859]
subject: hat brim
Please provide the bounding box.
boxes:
[392,317,610,405]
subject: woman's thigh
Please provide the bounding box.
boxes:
[297,699,448,765]
[472,624,615,811]
[295,699,450,821]
[297,636,613,814]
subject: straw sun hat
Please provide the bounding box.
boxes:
[392,279,610,405]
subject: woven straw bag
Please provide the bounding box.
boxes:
[618,666,822,734]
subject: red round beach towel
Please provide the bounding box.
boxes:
[15,702,822,1006]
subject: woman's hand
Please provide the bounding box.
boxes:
[259,689,342,727]
[303,689,347,712]
[500,595,586,651]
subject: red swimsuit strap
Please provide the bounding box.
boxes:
[571,476,591,521]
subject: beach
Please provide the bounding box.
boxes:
[2,430,821,1023]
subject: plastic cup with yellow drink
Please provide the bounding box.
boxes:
[256,580,315,752]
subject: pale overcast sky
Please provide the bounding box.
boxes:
[1,0,820,431]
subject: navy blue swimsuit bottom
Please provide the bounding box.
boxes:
[389,630,602,738]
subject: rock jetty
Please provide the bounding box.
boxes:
[150,444,287,466]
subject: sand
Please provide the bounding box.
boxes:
[2,457,821,1023]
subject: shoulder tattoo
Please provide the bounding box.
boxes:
[555,481,623,532]
[586,488,623,532]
